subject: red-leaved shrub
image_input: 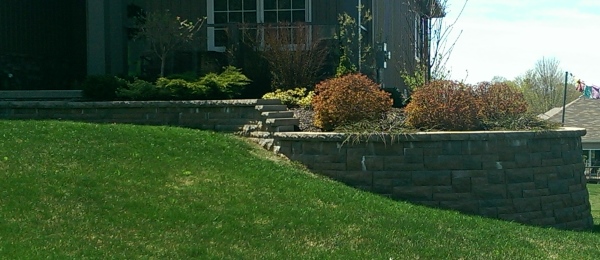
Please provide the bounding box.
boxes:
[312,73,392,130]
[474,82,528,121]
[405,80,480,131]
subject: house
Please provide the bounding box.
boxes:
[542,96,600,179]
[1,0,442,95]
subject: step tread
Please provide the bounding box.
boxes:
[261,111,295,118]
[256,99,283,105]
[266,118,299,126]
[267,125,295,132]
[255,104,288,112]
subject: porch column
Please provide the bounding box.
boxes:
[106,0,125,74]
[86,0,106,75]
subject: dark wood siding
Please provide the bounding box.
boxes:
[128,0,207,22]
[0,0,86,89]
[312,0,339,25]
[373,0,418,90]
[126,0,208,50]
[0,0,85,58]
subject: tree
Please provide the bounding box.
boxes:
[135,10,205,77]
[514,57,579,114]
[256,22,329,90]
[335,7,374,78]
[401,0,468,89]
[425,0,467,81]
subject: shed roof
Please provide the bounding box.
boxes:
[543,97,600,143]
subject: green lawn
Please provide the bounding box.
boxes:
[1,120,600,259]
[587,184,600,222]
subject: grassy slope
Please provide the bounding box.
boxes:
[1,120,600,259]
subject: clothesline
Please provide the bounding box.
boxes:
[575,77,600,99]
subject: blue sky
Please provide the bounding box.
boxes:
[443,0,600,84]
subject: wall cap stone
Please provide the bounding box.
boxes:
[274,127,586,142]
[0,99,278,108]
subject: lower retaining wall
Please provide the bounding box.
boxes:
[0,100,593,230]
[274,129,593,230]
[0,100,271,132]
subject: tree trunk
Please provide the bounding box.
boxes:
[160,56,166,77]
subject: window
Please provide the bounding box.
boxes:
[414,14,425,62]
[583,149,600,179]
[207,0,311,52]
[263,0,307,23]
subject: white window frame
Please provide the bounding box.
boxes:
[414,13,423,62]
[207,0,312,52]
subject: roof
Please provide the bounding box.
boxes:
[544,96,600,143]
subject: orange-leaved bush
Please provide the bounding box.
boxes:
[474,81,528,121]
[312,73,392,131]
[405,80,480,131]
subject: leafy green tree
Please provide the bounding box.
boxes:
[514,57,579,114]
[335,6,373,77]
[135,10,205,77]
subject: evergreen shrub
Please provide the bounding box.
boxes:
[117,78,164,101]
[198,66,251,99]
[81,75,127,101]
[115,66,250,101]
[262,88,314,109]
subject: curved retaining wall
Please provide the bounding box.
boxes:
[0,100,593,230]
[274,129,593,230]
[0,99,277,132]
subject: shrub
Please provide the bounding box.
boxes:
[297,91,314,109]
[262,88,314,109]
[116,78,164,101]
[166,71,199,82]
[81,75,127,101]
[115,66,249,100]
[257,22,329,91]
[405,80,480,131]
[199,66,251,99]
[155,77,208,99]
[474,81,528,121]
[312,73,392,131]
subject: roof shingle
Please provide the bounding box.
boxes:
[545,97,600,143]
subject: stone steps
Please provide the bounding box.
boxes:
[240,99,298,151]
[265,118,299,126]
[261,111,295,118]
[255,104,288,112]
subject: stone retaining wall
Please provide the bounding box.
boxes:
[0,100,593,230]
[0,100,275,132]
[274,129,593,230]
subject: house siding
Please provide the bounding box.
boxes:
[1,0,427,93]
[372,0,419,91]
[0,0,86,90]
[128,0,208,21]
[312,0,418,92]
[126,0,208,50]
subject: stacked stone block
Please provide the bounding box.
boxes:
[0,100,268,132]
[0,99,591,230]
[0,98,299,149]
[274,129,593,230]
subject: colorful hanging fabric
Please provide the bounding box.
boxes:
[577,80,600,99]
[576,79,585,92]
[584,85,593,98]
[592,85,600,99]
